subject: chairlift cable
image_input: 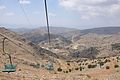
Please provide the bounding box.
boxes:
[17,0,32,26]
[44,0,51,44]
[0,0,52,65]
[0,33,33,55]
[0,33,39,63]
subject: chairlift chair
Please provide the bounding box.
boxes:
[2,64,16,73]
[2,37,17,73]
[45,62,54,70]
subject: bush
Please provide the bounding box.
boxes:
[88,64,97,69]
[106,66,110,69]
[35,63,40,68]
[57,67,62,72]
[69,69,72,72]
[67,63,70,66]
[66,71,68,73]
[79,63,81,66]
[98,62,104,67]
[82,67,85,69]
[85,63,88,65]
[104,59,110,63]
[63,71,66,73]
[30,63,40,69]
[80,67,82,71]
[75,67,79,70]
[41,64,44,68]
[117,60,119,62]
[116,57,120,60]
[114,65,119,68]
[112,43,120,50]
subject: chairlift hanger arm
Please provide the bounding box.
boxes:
[0,33,39,63]
[2,37,13,65]
[2,37,7,55]
[0,33,33,54]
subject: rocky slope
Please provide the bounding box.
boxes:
[22,27,120,59]
[1,27,120,80]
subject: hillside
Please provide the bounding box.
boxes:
[80,27,120,35]
[0,27,60,60]
[0,27,63,73]
[60,27,120,40]
[21,27,120,59]
[11,28,33,34]
[21,26,120,42]
[22,27,74,44]
[1,27,120,80]
[0,27,75,79]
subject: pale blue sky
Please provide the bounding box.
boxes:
[0,0,120,29]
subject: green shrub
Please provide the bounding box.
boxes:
[66,71,68,73]
[30,63,40,69]
[106,66,110,69]
[80,67,82,71]
[69,69,72,72]
[98,62,104,67]
[117,60,119,62]
[79,63,81,66]
[41,64,44,68]
[63,71,66,73]
[104,59,110,63]
[112,43,120,50]
[88,64,97,69]
[82,63,85,65]
[116,56,120,60]
[85,63,88,65]
[75,67,79,70]
[67,63,70,66]
[114,65,119,68]
[104,57,106,59]
[35,64,40,68]
[57,67,62,72]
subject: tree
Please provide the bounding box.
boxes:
[114,65,119,68]
[98,62,104,68]
[106,66,110,69]
[57,67,62,72]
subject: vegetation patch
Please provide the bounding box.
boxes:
[114,65,119,68]
[106,66,110,69]
[88,64,97,69]
[57,67,62,72]
[112,43,120,50]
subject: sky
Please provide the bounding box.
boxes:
[0,0,120,29]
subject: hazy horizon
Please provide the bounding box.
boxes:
[1,24,120,31]
[0,0,120,29]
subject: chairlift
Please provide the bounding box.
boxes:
[37,0,54,71]
[2,37,16,73]
[45,62,54,70]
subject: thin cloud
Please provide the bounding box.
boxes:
[59,0,120,19]
[33,11,40,14]
[49,12,56,17]
[19,0,31,5]
[5,12,15,16]
[0,5,6,10]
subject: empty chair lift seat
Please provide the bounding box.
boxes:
[2,64,16,73]
[45,63,54,70]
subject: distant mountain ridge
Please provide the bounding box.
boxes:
[80,27,120,35]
